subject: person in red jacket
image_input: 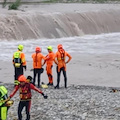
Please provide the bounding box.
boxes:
[54,44,72,89]
[8,75,47,120]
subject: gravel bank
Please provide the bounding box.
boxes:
[1,83,120,120]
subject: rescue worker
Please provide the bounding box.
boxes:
[44,46,54,86]
[13,44,27,85]
[54,44,72,89]
[31,46,45,88]
[0,86,13,120]
[8,75,48,120]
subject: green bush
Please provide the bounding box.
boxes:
[9,0,21,10]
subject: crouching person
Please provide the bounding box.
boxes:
[8,75,48,120]
[0,86,13,120]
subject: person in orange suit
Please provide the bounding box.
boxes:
[44,46,54,86]
[13,44,27,85]
[31,47,45,88]
[54,44,72,89]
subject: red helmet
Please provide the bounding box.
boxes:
[35,47,41,52]
[18,75,26,82]
[57,44,63,49]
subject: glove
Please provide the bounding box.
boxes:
[14,80,20,85]
[42,93,48,99]
[7,97,11,101]
[23,66,27,71]
[44,95,48,99]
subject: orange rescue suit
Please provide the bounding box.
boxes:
[32,53,45,69]
[45,52,54,84]
[54,49,72,72]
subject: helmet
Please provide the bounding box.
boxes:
[18,75,26,82]
[27,75,33,83]
[35,47,41,52]
[18,44,24,51]
[57,44,63,49]
[47,46,53,51]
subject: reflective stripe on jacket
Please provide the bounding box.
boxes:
[13,50,26,66]
[54,50,72,72]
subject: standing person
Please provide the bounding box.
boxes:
[13,44,27,85]
[31,47,45,88]
[54,44,72,89]
[8,75,48,120]
[44,46,54,86]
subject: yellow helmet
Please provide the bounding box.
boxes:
[47,46,53,51]
[18,44,24,51]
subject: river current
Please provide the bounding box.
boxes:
[0,32,120,61]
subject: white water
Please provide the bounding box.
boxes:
[0,32,120,61]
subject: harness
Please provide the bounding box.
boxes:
[58,49,65,61]
[0,86,8,107]
[19,83,31,100]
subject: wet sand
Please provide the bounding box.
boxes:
[1,54,120,87]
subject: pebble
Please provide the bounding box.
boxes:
[1,83,120,120]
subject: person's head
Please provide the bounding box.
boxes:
[47,46,53,52]
[35,46,41,53]
[57,44,63,50]
[26,75,33,83]
[18,75,26,85]
[18,44,24,51]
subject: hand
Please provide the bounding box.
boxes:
[30,69,33,71]
[44,95,48,99]
[23,66,27,71]
[7,97,11,101]
[65,61,68,64]
[42,93,48,99]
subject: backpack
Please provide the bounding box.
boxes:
[13,51,22,68]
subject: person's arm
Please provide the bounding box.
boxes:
[9,86,19,98]
[21,52,27,70]
[42,55,46,66]
[30,84,48,99]
[53,52,58,65]
[65,52,72,64]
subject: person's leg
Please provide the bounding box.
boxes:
[25,101,31,120]
[55,66,61,89]
[18,101,25,120]
[0,107,7,120]
[33,69,37,86]
[62,67,67,88]
[37,69,41,88]
[47,65,53,85]
[14,67,18,80]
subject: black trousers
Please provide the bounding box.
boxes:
[56,66,67,88]
[33,68,42,87]
[14,66,23,80]
[18,101,31,120]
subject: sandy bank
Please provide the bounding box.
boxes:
[1,54,120,87]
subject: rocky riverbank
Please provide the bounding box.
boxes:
[2,83,120,120]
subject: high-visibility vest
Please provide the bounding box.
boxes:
[0,86,9,120]
[0,107,7,120]
[0,86,8,106]
[13,51,21,68]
